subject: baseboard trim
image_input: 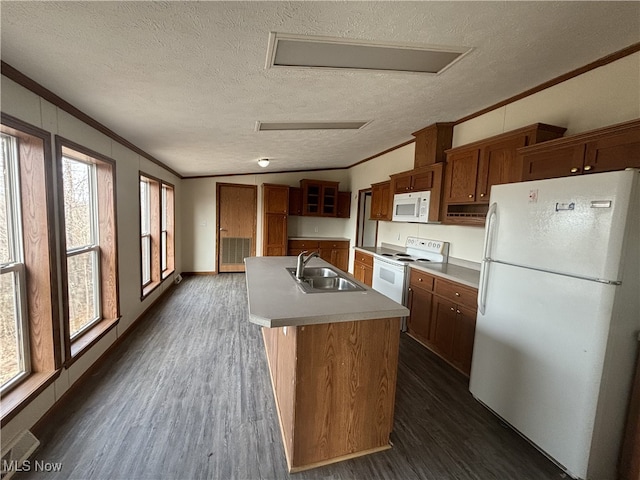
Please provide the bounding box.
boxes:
[181,271,218,276]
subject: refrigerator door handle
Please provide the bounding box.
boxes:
[478,202,498,315]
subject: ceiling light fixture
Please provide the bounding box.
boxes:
[256,121,369,131]
[257,158,270,168]
[266,33,472,75]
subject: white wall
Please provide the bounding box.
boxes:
[181,169,350,272]
[453,52,640,146]
[1,76,182,444]
[343,52,640,267]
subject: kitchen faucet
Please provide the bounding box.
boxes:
[296,250,320,279]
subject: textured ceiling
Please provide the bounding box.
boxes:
[1,1,639,177]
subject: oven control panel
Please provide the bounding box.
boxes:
[405,237,446,254]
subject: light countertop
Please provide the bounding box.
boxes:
[354,246,481,289]
[245,256,409,328]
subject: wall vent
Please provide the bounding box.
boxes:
[221,237,252,265]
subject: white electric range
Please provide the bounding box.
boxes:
[371,237,449,321]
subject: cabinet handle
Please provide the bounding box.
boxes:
[410,186,414,190]
[456,309,461,314]
[455,292,460,297]
[570,167,580,173]
[480,193,485,198]
[418,278,423,282]
[583,165,592,171]
[468,194,474,198]
[450,307,455,311]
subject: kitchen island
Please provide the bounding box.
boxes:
[245,256,409,472]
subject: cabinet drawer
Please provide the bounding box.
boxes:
[434,278,477,308]
[409,269,435,291]
[319,240,349,250]
[354,251,374,267]
[288,240,320,250]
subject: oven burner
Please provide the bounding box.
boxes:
[395,253,410,257]
[396,258,414,262]
[416,258,431,262]
[381,253,394,257]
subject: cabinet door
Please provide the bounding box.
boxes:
[521,144,586,181]
[392,173,412,193]
[445,149,480,203]
[477,135,527,200]
[336,192,351,218]
[451,304,477,376]
[584,128,640,174]
[331,248,349,271]
[289,187,302,215]
[301,181,322,215]
[370,181,391,220]
[264,184,289,214]
[321,184,338,216]
[407,286,434,346]
[411,170,434,192]
[263,214,287,256]
[353,261,373,286]
[430,296,457,357]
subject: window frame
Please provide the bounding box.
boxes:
[61,154,103,339]
[1,132,31,393]
[1,113,61,423]
[139,173,174,299]
[55,137,120,366]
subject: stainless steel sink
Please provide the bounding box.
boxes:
[285,267,365,293]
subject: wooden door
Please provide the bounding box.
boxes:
[411,169,434,191]
[217,183,257,272]
[445,149,480,203]
[407,286,433,346]
[264,184,289,214]
[584,129,640,174]
[477,135,527,200]
[521,144,585,181]
[264,214,287,256]
[430,296,457,357]
[288,187,302,215]
[451,305,477,376]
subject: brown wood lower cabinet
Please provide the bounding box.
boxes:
[353,251,374,287]
[406,268,478,377]
[262,317,401,472]
[288,239,349,272]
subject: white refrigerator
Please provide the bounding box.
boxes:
[469,169,640,480]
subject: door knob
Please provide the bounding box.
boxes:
[583,165,592,171]
[468,194,473,198]
[219,227,227,231]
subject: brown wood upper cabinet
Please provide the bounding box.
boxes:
[262,184,289,256]
[443,123,566,225]
[336,192,351,218]
[412,122,454,168]
[370,180,392,221]
[300,179,338,217]
[520,119,640,181]
[288,187,302,215]
[390,163,444,222]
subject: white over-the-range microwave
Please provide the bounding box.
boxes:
[392,191,432,223]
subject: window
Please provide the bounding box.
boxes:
[0,133,30,392]
[139,173,174,298]
[56,137,119,362]
[1,114,59,415]
[61,156,101,338]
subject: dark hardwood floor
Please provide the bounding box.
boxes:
[17,274,564,480]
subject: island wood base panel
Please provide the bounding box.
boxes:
[261,317,401,472]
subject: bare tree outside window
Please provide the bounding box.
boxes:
[62,156,100,338]
[0,133,30,390]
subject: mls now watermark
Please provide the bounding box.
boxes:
[2,459,63,473]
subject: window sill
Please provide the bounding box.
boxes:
[141,280,161,300]
[67,316,120,368]
[1,370,61,426]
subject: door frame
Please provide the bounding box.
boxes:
[215,182,257,273]
[355,188,378,248]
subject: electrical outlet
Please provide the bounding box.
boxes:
[314,226,318,233]
[397,233,401,241]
